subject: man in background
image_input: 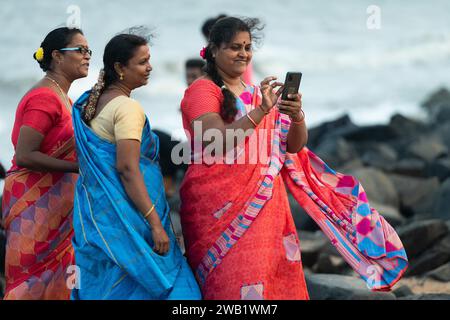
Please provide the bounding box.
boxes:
[185,58,205,86]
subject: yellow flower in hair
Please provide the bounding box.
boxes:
[35,47,44,62]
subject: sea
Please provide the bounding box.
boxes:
[1,0,450,184]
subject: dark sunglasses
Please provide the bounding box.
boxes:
[59,46,92,56]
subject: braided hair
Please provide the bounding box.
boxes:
[203,17,263,123]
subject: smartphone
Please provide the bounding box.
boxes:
[281,72,302,100]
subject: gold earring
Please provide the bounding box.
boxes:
[120,73,124,80]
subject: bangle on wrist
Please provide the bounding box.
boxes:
[246,113,258,127]
[143,204,155,219]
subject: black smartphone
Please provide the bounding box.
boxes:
[281,72,302,100]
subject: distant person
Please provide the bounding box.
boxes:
[185,58,205,86]
[1,27,90,300]
[201,13,253,85]
[71,32,201,300]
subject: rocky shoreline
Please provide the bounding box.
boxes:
[1,87,450,299]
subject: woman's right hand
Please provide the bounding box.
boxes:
[151,224,170,255]
[260,76,284,113]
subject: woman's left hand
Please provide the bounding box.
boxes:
[278,92,304,121]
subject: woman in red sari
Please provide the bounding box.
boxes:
[1,27,91,299]
[181,17,309,299]
[180,17,408,300]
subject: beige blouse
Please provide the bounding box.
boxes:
[90,96,146,143]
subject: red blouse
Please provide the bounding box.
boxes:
[9,87,74,172]
[180,79,223,139]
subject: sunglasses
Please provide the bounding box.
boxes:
[59,46,92,56]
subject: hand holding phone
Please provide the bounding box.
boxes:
[281,72,302,101]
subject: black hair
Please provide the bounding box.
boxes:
[201,14,228,39]
[33,27,84,72]
[0,162,5,180]
[204,16,263,122]
[82,33,149,122]
[185,58,205,70]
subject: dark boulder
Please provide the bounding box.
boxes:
[396,219,448,259]
[406,234,450,276]
[389,174,440,218]
[305,273,397,300]
[431,178,450,220]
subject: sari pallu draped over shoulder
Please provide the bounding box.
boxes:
[71,91,201,300]
[1,126,77,300]
[180,85,408,300]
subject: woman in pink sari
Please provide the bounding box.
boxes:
[180,17,408,300]
[1,27,90,299]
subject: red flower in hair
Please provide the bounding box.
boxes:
[200,47,206,59]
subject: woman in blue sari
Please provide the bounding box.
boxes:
[71,32,201,300]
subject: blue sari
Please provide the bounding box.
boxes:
[71,91,201,300]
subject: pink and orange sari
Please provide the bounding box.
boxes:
[1,88,77,299]
[180,80,408,300]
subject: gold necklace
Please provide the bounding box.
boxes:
[45,76,72,114]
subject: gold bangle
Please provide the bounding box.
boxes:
[143,204,155,219]
[246,113,258,127]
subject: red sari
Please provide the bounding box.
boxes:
[180,80,309,299]
[1,87,77,300]
[180,79,408,300]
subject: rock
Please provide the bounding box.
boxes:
[406,234,450,276]
[406,136,448,163]
[297,231,328,268]
[399,294,450,300]
[305,273,397,300]
[437,123,450,150]
[393,285,414,298]
[389,113,428,138]
[426,158,450,181]
[314,137,359,169]
[307,114,357,149]
[336,158,364,174]
[396,219,449,259]
[1,275,5,298]
[431,178,450,221]
[421,87,450,123]
[340,125,399,142]
[391,158,427,177]
[425,262,450,282]
[360,143,398,171]
[348,167,400,209]
[312,253,348,274]
[389,174,440,218]
[370,201,405,227]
